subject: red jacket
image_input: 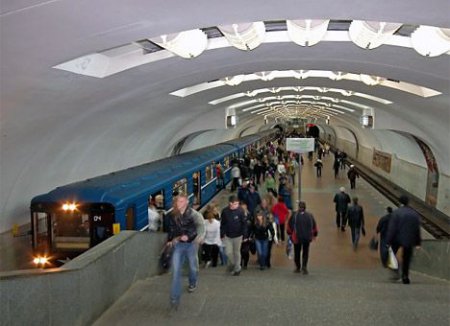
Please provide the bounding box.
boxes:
[272,202,289,224]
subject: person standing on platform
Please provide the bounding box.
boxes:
[347,197,365,250]
[314,159,323,177]
[231,164,241,192]
[333,187,351,231]
[347,165,360,189]
[167,194,205,311]
[288,201,318,275]
[386,195,421,284]
[220,195,248,276]
[376,207,393,267]
[333,159,340,178]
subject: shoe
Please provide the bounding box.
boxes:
[341,227,346,232]
[301,269,309,275]
[402,278,410,284]
[231,270,241,276]
[242,265,247,270]
[294,268,300,273]
[169,301,179,315]
[259,266,265,271]
[205,261,211,269]
[188,284,197,293]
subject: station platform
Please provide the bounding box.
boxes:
[93,153,448,326]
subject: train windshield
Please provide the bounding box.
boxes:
[53,212,90,251]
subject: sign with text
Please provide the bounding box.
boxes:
[286,138,315,153]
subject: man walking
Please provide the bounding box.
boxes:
[386,195,421,284]
[347,165,359,189]
[167,194,205,310]
[288,201,318,275]
[347,197,365,250]
[333,187,351,231]
[220,195,248,276]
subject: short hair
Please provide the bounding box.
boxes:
[387,206,393,213]
[352,197,358,204]
[228,195,239,203]
[339,187,345,192]
[399,195,409,206]
[298,201,306,210]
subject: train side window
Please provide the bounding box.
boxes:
[173,178,187,196]
[224,156,230,169]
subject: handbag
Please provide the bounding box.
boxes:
[369,236,379,251]
[387,247,398,270]
[159,243,174,273]
[249,239,256,255]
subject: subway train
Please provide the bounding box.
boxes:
[30,130,278,266]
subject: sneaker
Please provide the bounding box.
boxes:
[205,261,211,269]
[231,270,241,276]
[188,284,197,293]
[169,301,179,315]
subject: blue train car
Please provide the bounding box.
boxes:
[30,131,276,265]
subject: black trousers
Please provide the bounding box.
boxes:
[231,177,240,191]
[392,244,414,279]
[336,211,347,228]
[241,241,250,267]
[294,240,310,270]
[350,179,356,189]
[266,240,274,267]
[316,168,322,177]
[279,223,286,242]
[202,243,219,267]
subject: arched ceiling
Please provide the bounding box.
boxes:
[0,0,449,230]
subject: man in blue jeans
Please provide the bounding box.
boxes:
[167,194,205,311]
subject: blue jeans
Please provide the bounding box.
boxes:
[170,242,198,304]
[255,239,268,268]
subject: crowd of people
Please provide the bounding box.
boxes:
[157,134,422,312]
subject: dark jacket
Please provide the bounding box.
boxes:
[387,206,421,247]
[220,206,248,238]
[167,208,198,243]
[376,213,392,241]
[333,192,351,213]
[252,222,275,241]
[347,204,364,229]
[289,210,318,242]
[347,168,359,181]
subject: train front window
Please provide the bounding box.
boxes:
[32,212,50,250]
[53,212,90,251]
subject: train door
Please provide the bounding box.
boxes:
[125,205,135,230]
[192,171,201,207]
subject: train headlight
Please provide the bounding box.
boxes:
[33,256,49,265]
[62,203,77,211]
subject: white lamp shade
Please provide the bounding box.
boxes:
[360,74,385,86]
[151,29,208,59]
[218,22,266,51]
[255,71,275,81]
[286,19,330,46]
[221,75,245,86]
[349,20,402,49]
[411,26,450,57]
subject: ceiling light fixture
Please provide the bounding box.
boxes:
[218,22,266,51]
[286,19,330,46]
[410,25,450,57]
[150,29,207,58]
[349,20,402,49]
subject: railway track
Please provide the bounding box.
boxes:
[347,160,450,239]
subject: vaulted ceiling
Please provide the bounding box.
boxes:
[1,0,449,230]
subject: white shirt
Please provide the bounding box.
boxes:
[204,219,221,245]
[277,163,286,174]
[148,207,160,231]
[231,166,241,178]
